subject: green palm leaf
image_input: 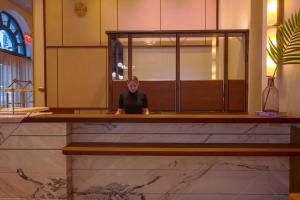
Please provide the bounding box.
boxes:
[268,8,300,71]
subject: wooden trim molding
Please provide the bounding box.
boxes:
[63,143,300,156]
[23,114,300,123]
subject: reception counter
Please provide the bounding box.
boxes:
[1,113,300,199]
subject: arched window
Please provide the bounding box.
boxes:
[0,11,26,56]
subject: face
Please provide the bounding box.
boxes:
[127,80,139,93]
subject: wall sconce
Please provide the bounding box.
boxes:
[267,0,278,26]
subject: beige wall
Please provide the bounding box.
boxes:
[219,0,251,29]
[45,0,218,46]
[45,0,218,108]
[278,0,300,116]
[248,0,263,114]
[33,0,45,106]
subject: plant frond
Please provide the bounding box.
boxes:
[268,8,300,67]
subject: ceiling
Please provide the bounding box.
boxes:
[9,0,32,13]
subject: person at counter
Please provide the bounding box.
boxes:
[115,76,149,114]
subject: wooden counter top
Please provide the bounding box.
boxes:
[63,143,300,156]
[23,113,300,123]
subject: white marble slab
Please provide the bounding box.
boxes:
[72,156,289,171]
[0,150,66,173]
[72,169,288,194]
[0,171,67,199]
[71,123,291,135]
[12,123,68,136]
[0,123,20,147]
[0,136,66,149]
[72,133,210,143]
[73,193,287,200]
[72,133,290,143]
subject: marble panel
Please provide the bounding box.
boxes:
[72,156,289,171]
[72,169,288,195]
[13,123,68,136]
[0,123,20,147]
[73,193,287,200]
[71,123,291,135]
[72,133,209,143]
[207,134,290,143]
[72,133,290,144]
[0,136,66,149]
[0,171,67,199]
[0,150,66,173]
[0,115,25,123]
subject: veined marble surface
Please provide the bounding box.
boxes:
[0,121,297,199]
[71,123,292,134]
[70,122,293,200]
[72,156,289,200]
[0,122,69,199]
[72,123,291,143]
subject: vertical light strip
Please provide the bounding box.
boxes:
[266,28,277,77]
[211,37,217,80]
[266,0,278,77]
[267,0,278,26]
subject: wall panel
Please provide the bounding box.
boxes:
[118,0,160,30]
[46,48,58,107]
[219,0,251,29]
[101,0,117,44]
[63,0,101,45]
[57,48,107,108]
[206,0,217,29]
[161,0,205,30]
[45,0,62,46]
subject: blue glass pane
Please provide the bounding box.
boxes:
[16,33,23,43]
[18,45,25,55]
[0,30,14,52]
[1,13,9,27]
[9,21,18,33]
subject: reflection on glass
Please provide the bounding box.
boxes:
[180,35,224,80]
[0,30,14,52]
[228,36,245,80]
[131,36,176,81]
[111,37,128,80]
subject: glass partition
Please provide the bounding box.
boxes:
[179,34,225,112]
[227,33,247,112]
[111,36,128,80]
[108,30,248,113]
[132,34,176,81]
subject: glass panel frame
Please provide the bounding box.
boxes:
[107,31,249,113]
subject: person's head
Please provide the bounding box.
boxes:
[127,76,139,93]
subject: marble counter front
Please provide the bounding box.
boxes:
[0,114,299,199]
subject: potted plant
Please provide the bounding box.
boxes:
[264,8,300,112]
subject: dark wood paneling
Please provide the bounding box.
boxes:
[112,81,128,110]
[48,108,75,114]
[63,142,300,156]
[291,126,300,193]
[180,80,223,112]
[228,80,246,112]
[112,81,176,111]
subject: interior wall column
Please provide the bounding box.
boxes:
[33,0,45,106]
[248,0,263,113]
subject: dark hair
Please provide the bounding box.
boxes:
[127,76,139,82]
